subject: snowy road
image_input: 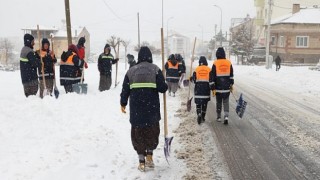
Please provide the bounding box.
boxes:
[206,65,320,179]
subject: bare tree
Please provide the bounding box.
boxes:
[134,41,160,55]
[121,39,131,70]
[107,36,122,56]
[0,38,14,65]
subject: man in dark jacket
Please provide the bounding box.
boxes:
[191,56,211,124]
[210,47,234,125]
[60,44,84,93]
[20,34,41,97]
[165,54,180,97]
[120,46,168,172]
[127,54,136,68]
[176,54,186,88]
[275,55,281,71]
[38,38,57,98]
[76,37,88,81]
[98,44,119,91]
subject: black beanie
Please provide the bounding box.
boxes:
[138,46,152,63]
[78,37,86,47]
[104,44,111,53]
[216,47,226,59]
[41,38,50,48]
[24,34,34,47]
[199,56,208,66]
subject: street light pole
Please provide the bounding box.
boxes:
[167,17,174,57]
[198,24,204,47]
[214,5,222,47]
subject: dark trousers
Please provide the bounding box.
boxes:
[196,102,208,118]
[131,122,160,155]
[64,84,73,93]
[276,64,281,71]
[216,93,230,118]
[23,80,39,97]
[39,79,54,98]
[99,74,112,91]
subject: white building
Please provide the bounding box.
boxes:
[166,32,191,59]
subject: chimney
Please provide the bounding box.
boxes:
[292,4,300,14]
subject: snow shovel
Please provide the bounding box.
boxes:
[232,92,247,119]
[186,37,197,112]
[50,33,59,99]
[161,28,173,163]
[72,63,88,94]
[37,25,48,97]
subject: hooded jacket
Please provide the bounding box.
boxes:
[120,47,168,127]
[210,47,234,94]
[98,44,117,75]
[20,34,41,84]
[192,56,211,104]
[165,54,180,83]
[38,38,57,80]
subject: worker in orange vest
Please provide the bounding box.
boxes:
[165,54,180,97]
[210,47,234,125]
[191,56,211,124]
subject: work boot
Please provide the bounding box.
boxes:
[224,116,228,125]
[138,162,145,172]
[197,114,202,124]
[145,155,155,168]
[201,113,206,123]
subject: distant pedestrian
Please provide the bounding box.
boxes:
[210,47,234,125]
[175,54,186,88]
[275,55,281,71]
[127,54,136,68]
[76,37,88,82]
[20,34,41,97]
[97,44,118,91]
[120,46,168,172]
[191,56,211,124]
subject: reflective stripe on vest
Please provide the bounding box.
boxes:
[101,55,113,59]
[216,89,230,93]
[195,65,210,82]
[194,95,210,99]
[214,59,231,77]
[168,61,178,69]
[20,58,28,62]
[60,77,81,80]
[38,73,50,78]
[130,83,157,89]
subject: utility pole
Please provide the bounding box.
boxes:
[137,12,140,48]
[64,0,72,45]
[265,0,272,69]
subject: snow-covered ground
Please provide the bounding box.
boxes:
[0,60,188,180]
[1,57,319,180]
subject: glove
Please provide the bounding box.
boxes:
[121,106,126,113]
[189,76,193,82]
[212,90,216,97]
[230,85,233,93]
[84,62,88,69]
[115,58,119,62]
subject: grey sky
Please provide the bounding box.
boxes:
[0,0,255,52]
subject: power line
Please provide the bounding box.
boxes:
[100,0,128,21]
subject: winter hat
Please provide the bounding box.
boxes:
[41,38,50,49]
[199,56,208,66]
[68,44,79,56]
[175,54,182,61]
[168,54,175,61]
[104,44,111,53]
[216,47,226,59]
[24,33,34,47]
[77,37,86,47]
[138,46,152,63]
[127,54,134,61]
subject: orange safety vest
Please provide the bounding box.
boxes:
[214,59,231,77]
[195,65,210,82]
[168,61,179,69]
[60,52,76,66]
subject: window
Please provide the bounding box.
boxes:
[296,36,308,47]
[279,36,284,47]
[271,36,276,45]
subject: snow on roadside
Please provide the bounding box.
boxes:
[0,60,187,180]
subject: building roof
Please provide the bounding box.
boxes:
[22,25,59,31]
[21,25,86,38]
[272,8,320,25]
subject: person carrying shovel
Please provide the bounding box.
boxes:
[120,46,168,172]
[98,44,118,91]
[38,38,57,98]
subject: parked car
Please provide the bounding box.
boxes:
[248,47,266,65]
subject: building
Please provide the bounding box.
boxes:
[166,32,191,60]
[21,25,90,61]
[254,0,319,46]
[270,5,320,64]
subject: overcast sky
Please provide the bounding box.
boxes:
[0,0,255,52]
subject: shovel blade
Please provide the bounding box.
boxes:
[72,83,88,94]
[186,97,193,112]
[164,136,174,163]
[54,87,59,99]
[183,80,190,87]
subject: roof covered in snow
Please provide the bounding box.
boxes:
[272,8,320,25]
[22,25,59,31]
[21,25,86,38]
